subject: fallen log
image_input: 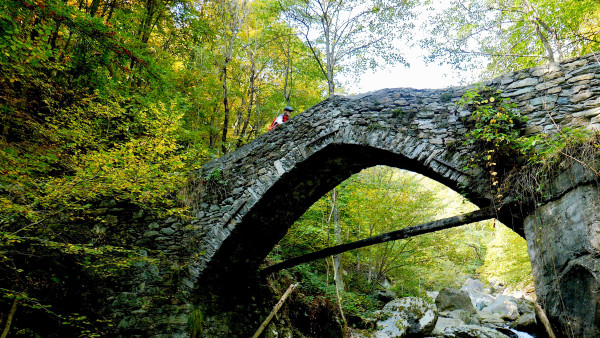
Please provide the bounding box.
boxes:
[534,302,557,338]
[252,283,298,338]
[260,207,495,276]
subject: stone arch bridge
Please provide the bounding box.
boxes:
[123,54,600,337]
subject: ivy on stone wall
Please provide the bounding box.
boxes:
[459,85,600,207]
[459,85,528,203]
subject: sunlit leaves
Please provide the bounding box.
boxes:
[422,0,600,77]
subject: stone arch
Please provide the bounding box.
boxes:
[200,142,481,282]
[191,53,600,285]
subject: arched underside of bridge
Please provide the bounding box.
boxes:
[196,133,521,284]
[200,142,499,283]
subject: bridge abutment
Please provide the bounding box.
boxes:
[524,161,600,336]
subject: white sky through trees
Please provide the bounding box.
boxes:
[344,0,485,93]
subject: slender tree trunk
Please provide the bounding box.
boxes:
[89,0,101,16]
[523,0,555,62]
[221,63,230,154]
[233,94,245,135]
[48,21,62,50]
[323,20,336,96]
[236,63,256,149]
[332,256,347,336]
[283,36,293,104]
[209,116,217,149]
[331,189,344,291]
[252,284,298,338]
[1,299,18,338]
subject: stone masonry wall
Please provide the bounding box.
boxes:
[524,165,600,336]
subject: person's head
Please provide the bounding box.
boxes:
[283,106,294,116]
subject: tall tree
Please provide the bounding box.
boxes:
[422,0,600,76]
[282,0,416,95]
[213,0,249,153]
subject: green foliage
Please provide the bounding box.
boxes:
[0,0,325,334]
[188,307,204,337]
[460,85,527,164]
[459,85,599,204]
[422,0,600,77]
[477,224,533,288]
[270,166,532,325]
[459,85,528,200]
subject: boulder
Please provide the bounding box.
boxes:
[347,314,377,330]
[442,324,510,338]
[461,278,485,292]
[478,312,505,329]
[426,291,439,301]
[446,310,480,325]
[510,312,537,333]
[374,288,397,303]
[431,317,465,336]
[467,289,495,310]
[480,295,519,321]
[514,298,535,315]
[435,288,477,315]
[376,297,437,337]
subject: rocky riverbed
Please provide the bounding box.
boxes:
[362,279,543,338]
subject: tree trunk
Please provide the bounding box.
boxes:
[261,207,496,275]
[236,65,256,149]
[209,116,218,149]
[252,284,298,338]
[282,36,294,104]
[331,189,344,291]
[1,299,18,338]
[221,63,230,154]
[523,0,555,62]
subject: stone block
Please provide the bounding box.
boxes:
[144,230,160,238]
[506,77,538,89]
[530,95,557,106]
[160,227,176,236]
[567,73,595,83]
[570,91,593,103]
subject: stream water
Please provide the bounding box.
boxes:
[508,328,535,338]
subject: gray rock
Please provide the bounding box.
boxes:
[465,289,495,310]
[478,312,505,328]
[447,309,480,325]
[507,78,538,89]
[514,298,535,315]
[436,288,477,315]
[143,230,160,238]
[376,297,438,337]
[480,296,519,321]
[432,317,465,336]
[510,312,537,332]
[160,227,176,235]
[442,325,510,338]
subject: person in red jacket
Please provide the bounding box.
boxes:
[268,106,294,130]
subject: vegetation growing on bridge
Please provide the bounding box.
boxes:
[459,85,600,209]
